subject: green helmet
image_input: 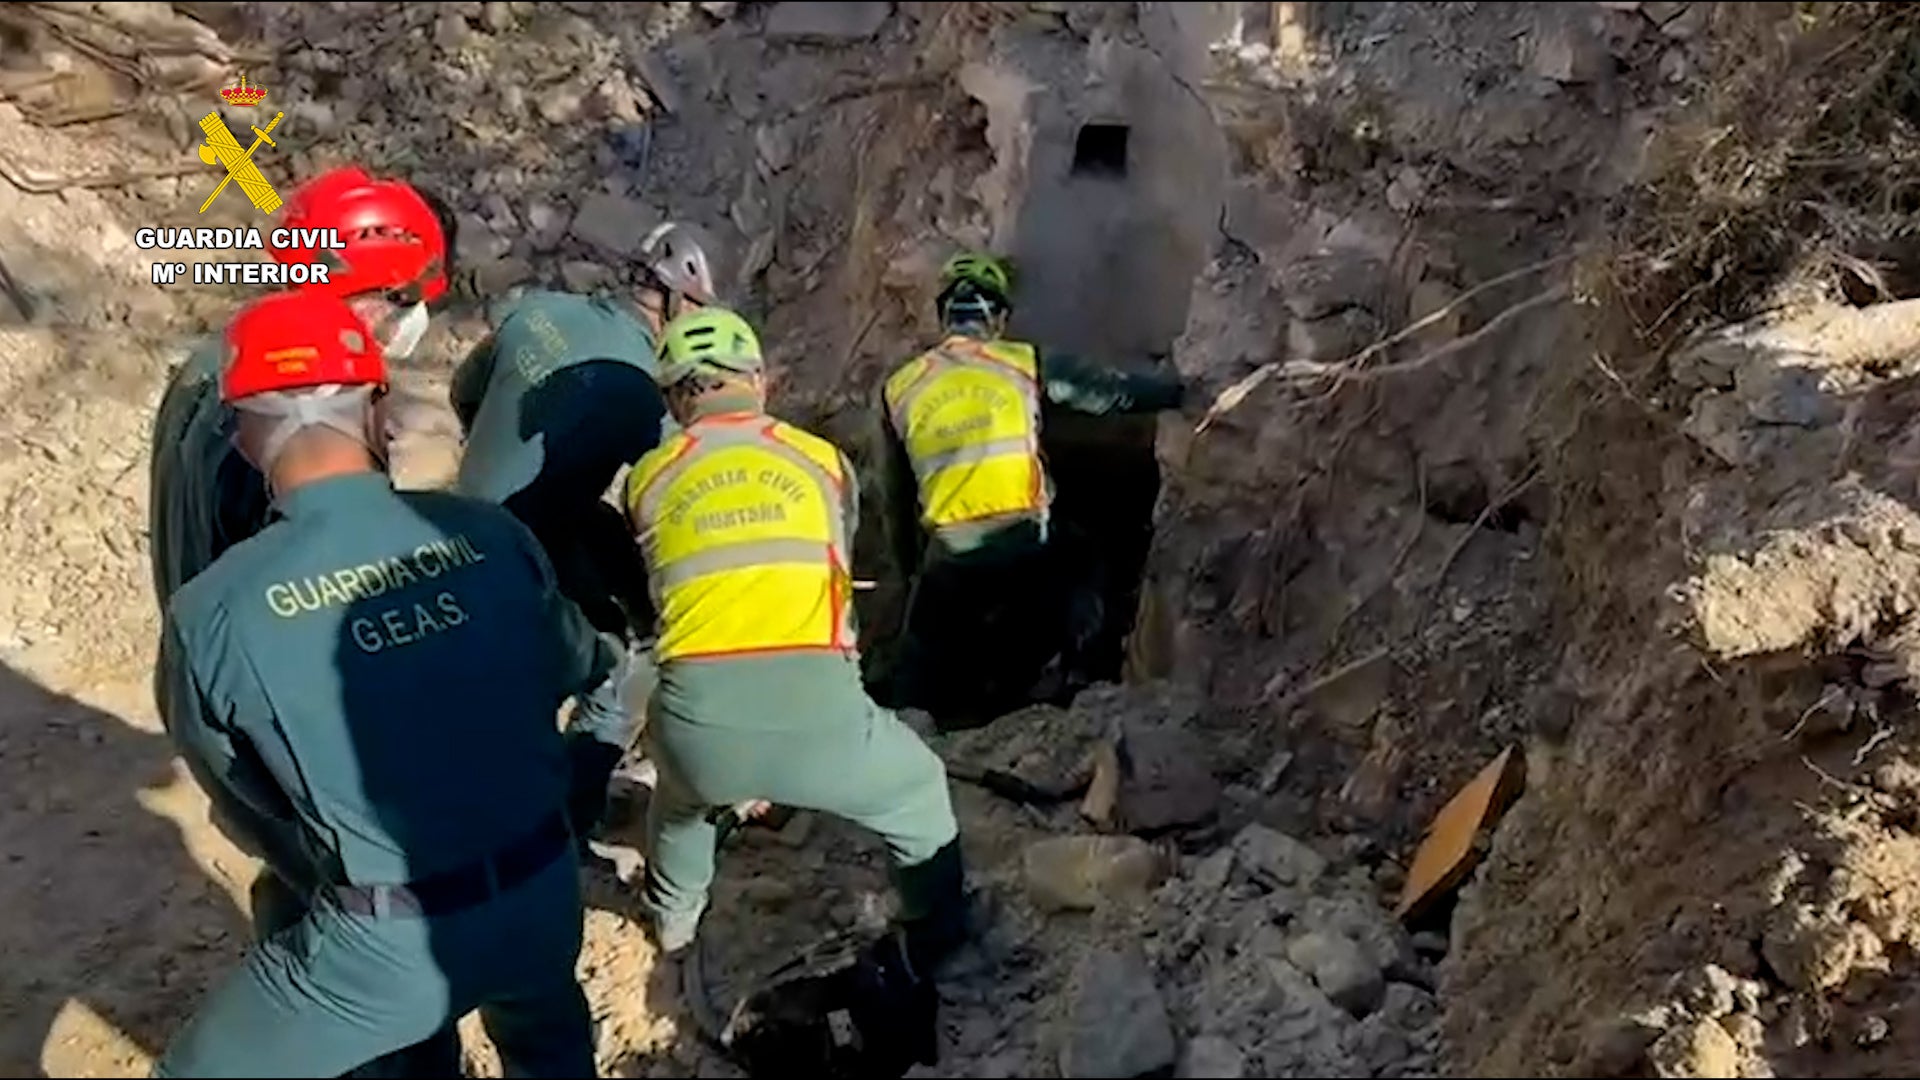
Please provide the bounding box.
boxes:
[938,251,1012,303]
[658,307,763,386]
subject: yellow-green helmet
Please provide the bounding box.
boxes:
[938,251,1012,304]
[657,306,763,386]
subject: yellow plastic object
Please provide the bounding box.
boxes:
[1395,746,1524,921]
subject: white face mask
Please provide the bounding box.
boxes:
[233,385,387,484]
[379,301,431,360]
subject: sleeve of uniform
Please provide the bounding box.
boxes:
[517,519,617,697]
[1037,348,1188,417]
[448,331,501,436]
[158,612,310,874]
[873,395,925,579]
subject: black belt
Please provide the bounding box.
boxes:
[330,810,572,918]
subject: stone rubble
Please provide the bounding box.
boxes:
[948,682,1443,1077]
[1109,718,1223,835]
[764,2,895,43]
[1143,823,1443,1077]
[1061,943,1180,1079]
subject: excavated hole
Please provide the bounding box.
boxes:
[1424,462,1535,533]
[1044,410,1163,684]
[925,51,1225,705]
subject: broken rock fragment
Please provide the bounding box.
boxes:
[765,2,892,42]
[1762,904,1863,993]
[1648,1018,1741,1079]
[1024,834,1168,912]
[1179,1035,1246,1079]
[569,192,655,259]
[1112,720,1222,834]
[1061,944,1177,1079]
[1231,823,1327,889]
[526,201,569,252]
[1286,929,1384,1016]
[561,260,613,293]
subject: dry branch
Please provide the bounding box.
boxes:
[1308,284,1572,387]
[1420,466,1541,623]
[0,154,286,194]
[1269,645,1394,717]
[1197,253,1577,433]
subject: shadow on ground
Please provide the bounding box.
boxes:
[0,661,246,1077]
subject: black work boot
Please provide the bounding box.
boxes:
[897,839,975,977]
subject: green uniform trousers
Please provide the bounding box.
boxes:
[247,873,462,1078]
[152,851,592,1079]
[641,653,960,942]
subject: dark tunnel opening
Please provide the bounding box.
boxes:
[848,46,1225,722]
[1070,123,1131,179]
[1039,407,1162,690]
[845,405,1164,717]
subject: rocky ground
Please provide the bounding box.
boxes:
[3,1,1920,1078]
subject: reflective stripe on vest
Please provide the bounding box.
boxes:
[884,336,1048,531]
[626,415,854,662]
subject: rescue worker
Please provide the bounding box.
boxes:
[875,250,1187,729]
[153,289,608,1078]
[148,164,453,610]
[624,307,970,977]
[448,223,717,842]
[145,166,464,1078]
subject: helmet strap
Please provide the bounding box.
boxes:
[375,301,430,360]
[941,292,1005,338]
[636,278,706,339]
[233,385,384,483]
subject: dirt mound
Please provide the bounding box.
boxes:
[1440,6,1920,1077]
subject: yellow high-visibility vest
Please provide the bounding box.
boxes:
[625,413,855,662]
[883,335,1049,532]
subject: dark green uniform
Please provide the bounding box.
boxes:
[148,338,454,1079]
[148,338,270,610]
[875,342,1185,727]
[450,287,669,641]
[451,290,668,833]
[153,472,613,1078]
[150,338,273,847]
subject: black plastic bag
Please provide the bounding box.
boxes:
[722,932,937,1079]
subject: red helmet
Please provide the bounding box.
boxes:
[270,166,448,304]
[222,290,389,403]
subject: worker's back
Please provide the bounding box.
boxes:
[148,337,271,607]
[453,289,670,517]
[883,333,1050,535]
[626,413,857,665]
[168,472,581,884]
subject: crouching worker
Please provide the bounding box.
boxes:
[625,308,972,985]
[152,291,609,1078]
[450,223,719,844]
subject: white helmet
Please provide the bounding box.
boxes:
[640,222,717,306]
